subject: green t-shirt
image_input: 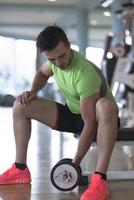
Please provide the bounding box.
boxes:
[48,50,115,114]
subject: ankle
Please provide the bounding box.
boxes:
[94,171,107,180]
[15,162,27,170]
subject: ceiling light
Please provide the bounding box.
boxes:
[101,0,113,8]
[48,0,56,2]
[90,20,98,25]
[103,11,111,16]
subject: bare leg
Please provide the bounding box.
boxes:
[13,98,58,164]
[95,98,119,173]
[73,97,118,171]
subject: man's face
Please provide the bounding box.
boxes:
[44,41,72,70]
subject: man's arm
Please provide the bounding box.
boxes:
[73,93,100,165]
[18,63,53,105]
[31,63,53,94]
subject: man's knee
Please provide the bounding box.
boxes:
[96,98,118,121]
[13,99,27,117]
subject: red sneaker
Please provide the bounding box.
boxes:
[0,164,31,185]
[80,174,110,200]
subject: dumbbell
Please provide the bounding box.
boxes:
[50,158,82,191]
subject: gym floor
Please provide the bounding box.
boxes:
[0,107,134,200]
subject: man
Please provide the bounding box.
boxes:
[0,26,119,200]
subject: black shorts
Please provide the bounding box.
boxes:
[54,103,120,135]
[54,103,84,134]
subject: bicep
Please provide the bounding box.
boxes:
[80,93,99,124]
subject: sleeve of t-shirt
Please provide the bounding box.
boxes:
[76,70,101,99]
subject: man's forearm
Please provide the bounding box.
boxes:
[73,123,97,165]
[31,70,48,94]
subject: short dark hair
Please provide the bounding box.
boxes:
[36,25,69,52]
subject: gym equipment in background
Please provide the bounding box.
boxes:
[112,56,134,127]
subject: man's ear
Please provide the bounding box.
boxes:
[66,41,70,48]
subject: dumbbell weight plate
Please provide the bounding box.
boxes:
[50,160,81,191]
[57,158,82,175]
[57,158,72,164]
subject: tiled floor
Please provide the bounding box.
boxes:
[0,107,134,200]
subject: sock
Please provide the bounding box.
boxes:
[94,171,107,180]
[15,162,27,170]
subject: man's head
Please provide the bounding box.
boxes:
[36,26,72,69]
[36,25,69,52]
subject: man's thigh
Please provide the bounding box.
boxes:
[21,97,58,128]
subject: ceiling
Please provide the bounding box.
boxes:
[0,0,113,47]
